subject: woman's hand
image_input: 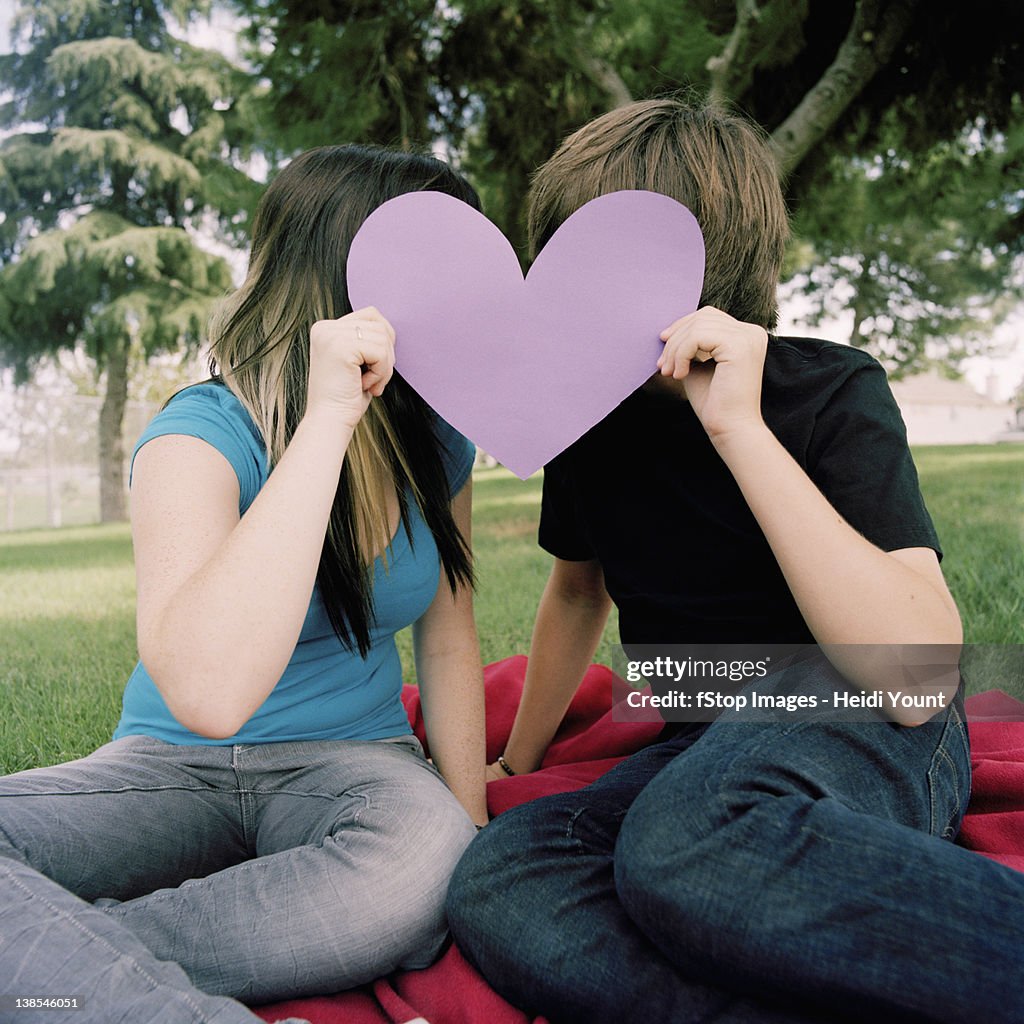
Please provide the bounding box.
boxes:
[485,760,509,783]
[307,306,396,429]
[657,306,768,443]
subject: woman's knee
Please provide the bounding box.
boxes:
[392,799,477,967]
[323,782,475,971]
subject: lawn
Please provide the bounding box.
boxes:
[1,444,1021,773]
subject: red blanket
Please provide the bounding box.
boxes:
[257,657,1024,1024]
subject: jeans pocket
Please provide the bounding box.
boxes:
[926,701,970,840]
[378,734,452,787]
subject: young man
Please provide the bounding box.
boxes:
[447,100,1024,1024]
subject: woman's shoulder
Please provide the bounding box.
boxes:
[147,381,262,442]
[431,413,476,495]
[162,379,254,422]
[134,380,268,509]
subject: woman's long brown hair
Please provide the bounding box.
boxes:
[207,145,477,656]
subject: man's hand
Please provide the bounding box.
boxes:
[657,306,768,443]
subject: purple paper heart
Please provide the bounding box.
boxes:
[347,189,705,478]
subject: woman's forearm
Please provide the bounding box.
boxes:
[413,478,487,824]
[416,631,488,824]
[137,409,354,737]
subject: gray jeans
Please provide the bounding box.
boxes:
[0,733,475,1023]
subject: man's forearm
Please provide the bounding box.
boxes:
[712,423,961,713]
[503,574,611,774]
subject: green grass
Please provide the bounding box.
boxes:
[0,524,137,772]
[2,445,1022,773]
[912,446,1024,643]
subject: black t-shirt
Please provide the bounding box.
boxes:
[539,336,941,645]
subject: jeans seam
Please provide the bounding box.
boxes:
[928,700,967,838]
[710,725,796,813]
[0,785,212,799]
[927,743,962,839]
[231,753,257,855]
[566,807,588,854]
[1,861,208,1023]
[0,781,401,800]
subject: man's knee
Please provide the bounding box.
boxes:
[446,808,521,946]
[611,752,770,947]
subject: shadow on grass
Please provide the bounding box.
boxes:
[0,525,133,574]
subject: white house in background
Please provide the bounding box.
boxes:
[889,370,1015,445]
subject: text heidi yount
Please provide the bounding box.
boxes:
[623,688,950,712]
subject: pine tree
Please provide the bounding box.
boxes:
[0,0,261,520]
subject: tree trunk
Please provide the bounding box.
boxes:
[849,259,873,348]
[98,340,130,523]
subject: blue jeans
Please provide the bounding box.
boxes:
[0,733,475,1023]
[448,658,1024,1023]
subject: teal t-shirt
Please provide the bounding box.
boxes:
[114,382,475,745]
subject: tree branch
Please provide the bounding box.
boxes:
[575,13,632,109]
[770,0,920,177]
[577,48,632,109]
[706,0,763,104]
[706,1,809,105]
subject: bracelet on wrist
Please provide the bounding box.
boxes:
[496,754,517,777]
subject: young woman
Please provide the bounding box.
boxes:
[0,146,487,1024]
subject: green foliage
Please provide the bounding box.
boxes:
[789,108,1024,373]
[0,0,264,519]
[438,0,617,250]
[234,0,443,154]
[0,209,234,376]
[0,0,261,375]
[231,0,1024,372]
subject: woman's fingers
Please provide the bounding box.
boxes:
[333,309,396,394]
[306,308,397,425]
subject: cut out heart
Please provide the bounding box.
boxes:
[347,190,705,478]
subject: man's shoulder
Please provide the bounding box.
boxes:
[767,335,881,373]
[764,336,886,406]
[761,336,895,447]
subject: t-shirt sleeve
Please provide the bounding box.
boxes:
[432,415,476,496]
[806,360,942,558]
[130,387,266,513]
[538,453,596,561]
